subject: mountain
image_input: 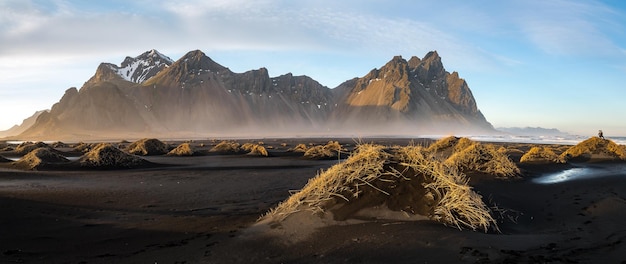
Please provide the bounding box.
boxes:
[15,50,494,140]
[0,110,47,138]
[330,51,491,134]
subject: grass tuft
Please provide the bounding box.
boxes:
[560,137,626,161]
[520,146,564,163]
[167,143,196,156]
[126,138,168,156]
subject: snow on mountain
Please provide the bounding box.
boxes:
[108,49,173,83]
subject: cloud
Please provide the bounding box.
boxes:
[512,0,624,57]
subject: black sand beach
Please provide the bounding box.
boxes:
[1,138,625,263]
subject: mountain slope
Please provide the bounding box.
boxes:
[0,110,47,138]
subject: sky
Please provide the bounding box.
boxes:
[1,0,626,136]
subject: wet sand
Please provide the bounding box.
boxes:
[1,138,625,263]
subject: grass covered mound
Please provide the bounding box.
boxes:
[241,143,269,156]
[560,137,626,162]
[13,147,70,170]
[520,146,564,163]
[79,143,150,169]
[287,143,308,153]
[126,138,169,156]
[303,141,346,159]
[427,137,519,178]
[210,141,242,153]
[167,143,196,156]
[262,144,498,232]
[14,142,51,155]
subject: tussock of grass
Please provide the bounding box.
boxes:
[79,143,148,169]
[210,141,241,153]
[426,137,519,178]
[14,142,50,155]
[560,137,626,162]
[250,145,268,156]
[426,136,460,153]
[520,146,564,163]
[167,143,195,156]
[444,143,520,178]
[14,147,69,170]
[303,141,345,159]
[287,143,308,153]
[264,144,390,221]
[396,146,497,232]
[263,143,498,232]
[242,143,268,156]
[126,138,168,156]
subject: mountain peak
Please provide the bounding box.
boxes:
[178,50,227,72]
[139,49,174,64]
[108,49,173,83]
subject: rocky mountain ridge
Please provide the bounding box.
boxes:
[8,50,494,140]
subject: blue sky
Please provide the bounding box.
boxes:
[1,0,626,136]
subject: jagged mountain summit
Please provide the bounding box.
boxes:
[106,49,173,83]
[13,50,494,140]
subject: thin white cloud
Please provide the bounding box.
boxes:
[512,0,623,57]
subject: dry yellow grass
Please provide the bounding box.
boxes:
[426,136,460,153]
[80,143,148,168]
[167,143,195,156]
[126,138,168,156]
[247,144,269,156]
[426,137,519,178]
[287,143,308,153]
[444,143,520,178]
[520,146,564,163]
[210,141,241,153]
[560,137,626,161]
[263,143,498,232]
[303,141,345,159]
[396,146,497,232]
[240,143,255,152]
[263,144,390,221]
